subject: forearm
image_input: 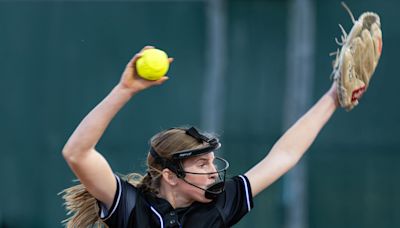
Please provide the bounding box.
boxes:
[61,48,169,207]
[62,84,137,159]
[246,88,338,196]
[271,89,338,161]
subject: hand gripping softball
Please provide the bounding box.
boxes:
[331,3,383,111]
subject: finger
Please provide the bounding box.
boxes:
[361,30,374,81]
[371,23,382,58]
[351,37,363,81]
[155,76,169,85]
[132,53,143,64]
[141,45,155,52]
[168,58,174,63]
[127,53,143,68]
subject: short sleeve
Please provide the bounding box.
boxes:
[216,175,254,226]
[97,175,137,228]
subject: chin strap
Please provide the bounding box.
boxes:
[180,178,225,199]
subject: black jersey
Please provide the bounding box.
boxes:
[98,175,254,228]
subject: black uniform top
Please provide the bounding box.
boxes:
[98,174,254,228]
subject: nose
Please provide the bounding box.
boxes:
[209,165,218,180]
[209,172,218,180]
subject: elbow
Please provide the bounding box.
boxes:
[62,144,82,164]
[62,146,75,163]
[62,143,93,165]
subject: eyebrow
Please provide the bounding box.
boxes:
[195,157,214,163]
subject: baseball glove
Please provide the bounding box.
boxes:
[331,3,383,111]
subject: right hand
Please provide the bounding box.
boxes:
[119,46,173,94]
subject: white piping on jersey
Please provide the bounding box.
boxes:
[103,175,122,220]
[238,175,251,212]
[150,206,164,228]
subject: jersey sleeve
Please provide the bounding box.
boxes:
[216,174,254,226]
[97,175,137,228]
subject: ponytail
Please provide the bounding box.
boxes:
[60,169,161,227]
[59,183,105,228]
[135,167,162,195]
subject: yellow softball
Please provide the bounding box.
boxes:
[136,48,170,81]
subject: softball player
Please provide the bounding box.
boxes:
[61,46,339,227]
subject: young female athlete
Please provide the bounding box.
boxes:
[61,46,339,227]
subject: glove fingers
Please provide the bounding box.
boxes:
[339,48,367,110]
[346,21,363,43]
[351,37,365,84]
[336,49,350,109]
[361,29,375,86]
[371,23,383,63]
[338,49,353,110]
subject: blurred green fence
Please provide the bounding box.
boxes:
[0,0,398,227]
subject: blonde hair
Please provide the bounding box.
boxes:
[60,127,207,227]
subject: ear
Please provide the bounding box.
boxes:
[162,168,178,186]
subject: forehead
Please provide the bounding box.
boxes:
[183,152,215,164]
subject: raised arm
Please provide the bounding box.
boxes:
[62,46,171,209]
[245,83,339,197]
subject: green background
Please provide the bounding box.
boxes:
[0,0,398,227]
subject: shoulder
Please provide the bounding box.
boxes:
[224,175,253,203]
[213,175,254,226]
[99,175,139,225]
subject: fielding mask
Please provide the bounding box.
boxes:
[149,127,229,199]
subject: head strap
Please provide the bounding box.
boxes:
[169,127,221,159]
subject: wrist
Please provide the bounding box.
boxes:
[326,82,340,108]
[113,84,139,98]
[325,90,340,108]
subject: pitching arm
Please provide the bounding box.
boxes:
[62,47,170,209]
